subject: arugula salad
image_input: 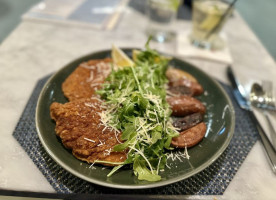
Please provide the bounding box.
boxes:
[97,40,180,182]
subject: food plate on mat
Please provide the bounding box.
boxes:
[36,46,235,189]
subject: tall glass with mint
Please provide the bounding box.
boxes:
[146,0,182,43]
[190,0,233,50]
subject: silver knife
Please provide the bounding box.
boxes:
[227,66,276,174]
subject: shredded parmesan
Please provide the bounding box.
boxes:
[89,162,96,169]
[84,137,95,143]
[87,71,94,82]
[84,102,96,108]
[97,139,104,146]
[115,132,122,144]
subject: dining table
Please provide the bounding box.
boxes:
[1,1,276,199]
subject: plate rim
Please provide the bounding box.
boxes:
[35,48,235,189]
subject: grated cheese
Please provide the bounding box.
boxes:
[84,137,96,143]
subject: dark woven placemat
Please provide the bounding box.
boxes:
[13,75,258,195]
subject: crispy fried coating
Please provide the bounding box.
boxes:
[50,98,127,165]
[62,58,112,101]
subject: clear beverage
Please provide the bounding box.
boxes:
[146,0,180,43]
[190,0,232,49]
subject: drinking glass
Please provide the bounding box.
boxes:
[146,0,181,43]
[190,0,233,50]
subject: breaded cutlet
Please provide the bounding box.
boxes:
[50,98,127,166]
[62,58,112,101]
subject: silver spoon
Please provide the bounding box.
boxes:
[250,82,276,149]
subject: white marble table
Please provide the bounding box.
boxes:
[0,3,276,199]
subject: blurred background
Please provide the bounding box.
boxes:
[0,0,275,60]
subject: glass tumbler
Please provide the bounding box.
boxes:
[190,0,233,50]
[146,0,181,43]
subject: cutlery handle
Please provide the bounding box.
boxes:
[251,112,276,174]
[264,112,276,149]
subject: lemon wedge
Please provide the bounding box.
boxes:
[112,45,134,68]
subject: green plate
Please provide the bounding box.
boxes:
[36,49,235,189]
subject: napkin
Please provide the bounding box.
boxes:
[22,0,127,30]
[176,30,233,64]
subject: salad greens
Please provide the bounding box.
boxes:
[97,40,179,181]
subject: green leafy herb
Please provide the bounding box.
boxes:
[97,41,179,182]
